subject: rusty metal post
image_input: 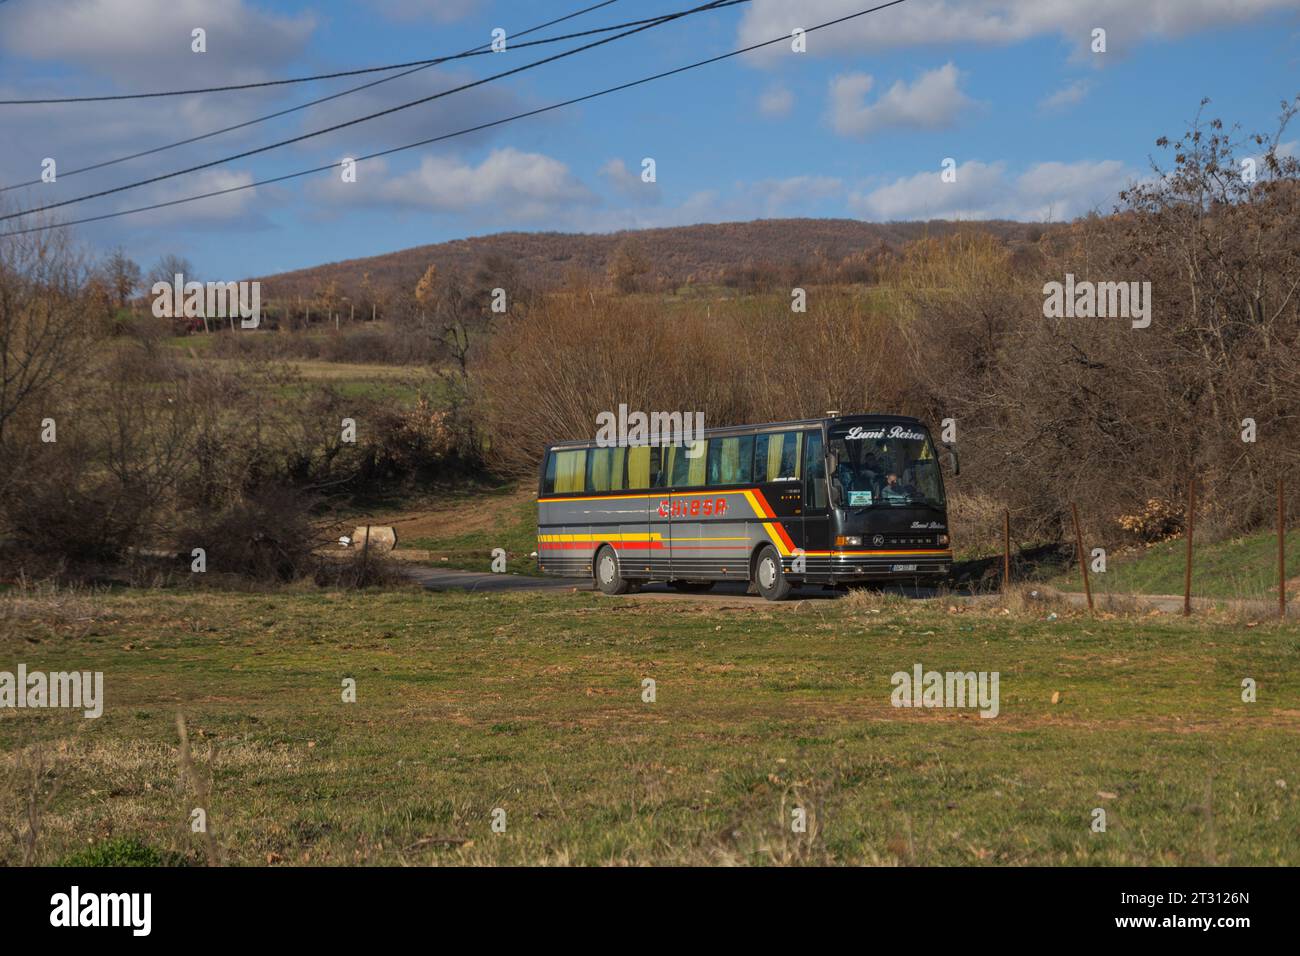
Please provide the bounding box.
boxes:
[1003,509,1011,593]
[1280,478,1287,619]
[1071,502,1093,612]
[1183,480,1195,617]
[361,524,371,582]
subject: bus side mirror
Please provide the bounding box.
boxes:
[944,443,960,477]
[826,450,843,506]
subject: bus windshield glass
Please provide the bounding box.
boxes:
[827,423,945,510]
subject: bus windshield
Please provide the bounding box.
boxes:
[827,423,945,510]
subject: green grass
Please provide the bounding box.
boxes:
[2,586,1296,866]
[163,333,218,353]
[402,494,540,576]
[1054,529,1300,602]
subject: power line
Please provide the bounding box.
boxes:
[0,0,629,193]
[0,0,738,223]
[1,0,909,238]
[0,1,683,105]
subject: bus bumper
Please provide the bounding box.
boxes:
[810,552,953,582]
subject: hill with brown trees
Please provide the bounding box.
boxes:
[252,217,1044,300]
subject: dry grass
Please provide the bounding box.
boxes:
[2,585,1295,866]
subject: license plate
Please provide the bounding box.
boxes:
[891,564,918,572]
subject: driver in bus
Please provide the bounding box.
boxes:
[881,472,913,503]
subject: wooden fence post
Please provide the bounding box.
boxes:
[1071,503,1093,612]
[1280,478,1287,620]
[1183,480,1195,617]
[1003,509,1011,593]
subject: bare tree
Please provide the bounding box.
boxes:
[102,248,142,312]
[0,216,98,500]
[147,254,202,332]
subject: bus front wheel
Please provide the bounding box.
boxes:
[594,546,631,595]
[753,545,792,601]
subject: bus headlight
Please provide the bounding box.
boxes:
[937,534,950,546]
[835,535,862,547]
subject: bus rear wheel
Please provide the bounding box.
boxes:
[753,545,792,601]
[594,546,631,595]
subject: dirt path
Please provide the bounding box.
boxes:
[1047,586,1297,617]
[406,568,1299,616]
[406,569,955,605]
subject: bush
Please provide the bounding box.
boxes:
[58,837,188,867]
[175,487,319,583]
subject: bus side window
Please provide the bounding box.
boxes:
[669,440,706,487]
[755,431,802,482]
[628,445,656,490]
[587,447,614,492]
[543,451,557,495]
[652,446,671,488]
[609,447,629,491]
[803,430,827,509]
[553,449,586,493]
[707,436,754,485]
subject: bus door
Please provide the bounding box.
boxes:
[800,428,831,578]
[753,430,805,571]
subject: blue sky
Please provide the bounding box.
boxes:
[1,0,1298,280]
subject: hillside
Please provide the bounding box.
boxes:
[252,217,1043,298]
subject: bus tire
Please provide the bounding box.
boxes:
[753,545,792,601]
[594,546,631,595]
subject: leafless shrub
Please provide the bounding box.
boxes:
[0,740,62,866]
[473,284,905,475]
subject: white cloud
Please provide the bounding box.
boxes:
[310,148,598,221]
[829,64,972,138]
[759,85,795,117]
[748,175,843,216]
[599,159,661,204]
[738,0,1297,62]
[287,67,538,156]
[124,168,263,228]
[1039,79,1091,111]
[0,0,315,86]
[849,158,1134,221]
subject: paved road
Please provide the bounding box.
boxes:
[1049,587,1297,616]
[403,567,588,593]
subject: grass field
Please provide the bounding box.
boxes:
[1,584,1295,866]
[1053,529,1300,602]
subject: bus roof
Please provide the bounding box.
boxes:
[545,413,930,451]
